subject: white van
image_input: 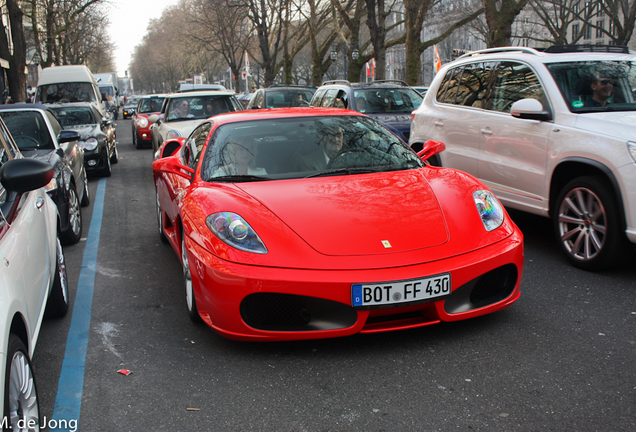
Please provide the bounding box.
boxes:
[36,65,105,114]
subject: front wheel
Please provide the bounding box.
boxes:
[4,335,40,432]
[553,176,628,271]
[60,185,82,245]
[110,142,119,164]
[156,189,168,244]
[80,177,90,207]
[100,147,112,177]
[45,236,69,318]
[182,234,202,323]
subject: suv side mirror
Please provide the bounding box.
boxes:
[510,98,552,121]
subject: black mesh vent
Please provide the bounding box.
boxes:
[240,293,358,332]
[242,293,310,328]
[470,264,517,305]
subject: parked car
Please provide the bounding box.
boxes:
[152,107,523,341]
[310,80,423,142]
[236,92,253,108]
[0,117,70,430]
[412,86,429,97]
[49,103,119,177]
[0,104,89,244]
[149,91,243,154]
[409,45,636,271]
[246,84,316,109]
[122,96,141,119]
[132,94,167,149]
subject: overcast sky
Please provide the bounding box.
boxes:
[107,0,175,74]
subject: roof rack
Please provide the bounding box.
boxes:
[541,44,630,54]
[322,80,351,86]
[268,83,317,89]
[365,79,409,87]
[457,47,541,59]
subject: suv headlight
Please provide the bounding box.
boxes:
[628,141,636,163]
[473,190,504,231]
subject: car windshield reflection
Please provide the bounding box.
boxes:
[49,107,96,126]
[201,115,424,182]
[546,60,636,113]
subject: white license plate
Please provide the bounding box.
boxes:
[352,273,451,308]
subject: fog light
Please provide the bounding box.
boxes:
[88,160,98,167]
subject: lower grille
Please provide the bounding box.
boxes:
[240,293,357,332]
[444,264,518,314]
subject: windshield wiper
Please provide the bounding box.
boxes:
[212,175,270,182]
[304,167,382,178]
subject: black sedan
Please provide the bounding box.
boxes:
[0,103,89,245]
[48,103,119,177]
[122,96,141,119]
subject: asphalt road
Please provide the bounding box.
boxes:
[32,118,636,432]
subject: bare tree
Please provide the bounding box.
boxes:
[0,0,28,101]
[187,0,252,91]
[483,0,530,46]
[403,0,483,85]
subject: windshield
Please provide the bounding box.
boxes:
[166,96,239,121]
[546,60,636,113]
[36,82,96,104]
[353,88,423,114]
[49,106,96,126]
[0,111,55,150]
[200,115,424,182]
[139,97,165,113]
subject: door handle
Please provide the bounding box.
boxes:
[480,128,493,136]
[434,120,444,127]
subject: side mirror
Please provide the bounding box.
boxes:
[149,114,160,124]
[417,140,446,161]
[510,98,552,121]
[58,130,81,144]
[0,158,54,194]
[152,156,194,181]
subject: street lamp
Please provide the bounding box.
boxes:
[330,42,359,80]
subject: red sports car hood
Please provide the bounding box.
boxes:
[236,171,449,256]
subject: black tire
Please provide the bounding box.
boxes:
[156,189,168,244]
[60,185,82,245]
[553,176,629,271]
[182,233,202,323]
[110,142,119,164]
[100,147,112,177]
[133,127,142,149]
[4,335,39,432]
[80,177,90,207]
[45,236,69,318]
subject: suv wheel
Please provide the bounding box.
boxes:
[553,176,627,271]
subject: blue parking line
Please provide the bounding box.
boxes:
[50,177,106,431]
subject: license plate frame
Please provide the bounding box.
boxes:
[351,273,451,309]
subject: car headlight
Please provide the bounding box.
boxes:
[166,130,182,140]
[628,141,636,163]
[137,117,149,128]
[81,137,99,151]
[206,212,268,254]
[473,190,504,231]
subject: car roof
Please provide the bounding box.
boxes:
[206,106,364,127]
[450,46,636,67]
[0,103,50,112]
[141,94,168,99]
[166,90,236,98]
[318,79,411,89]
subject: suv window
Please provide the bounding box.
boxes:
[546,60,636,112]
[491,62,547,113]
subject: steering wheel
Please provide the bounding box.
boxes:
[14,135,40,149]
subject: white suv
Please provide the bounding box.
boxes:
[410,45,636,271]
